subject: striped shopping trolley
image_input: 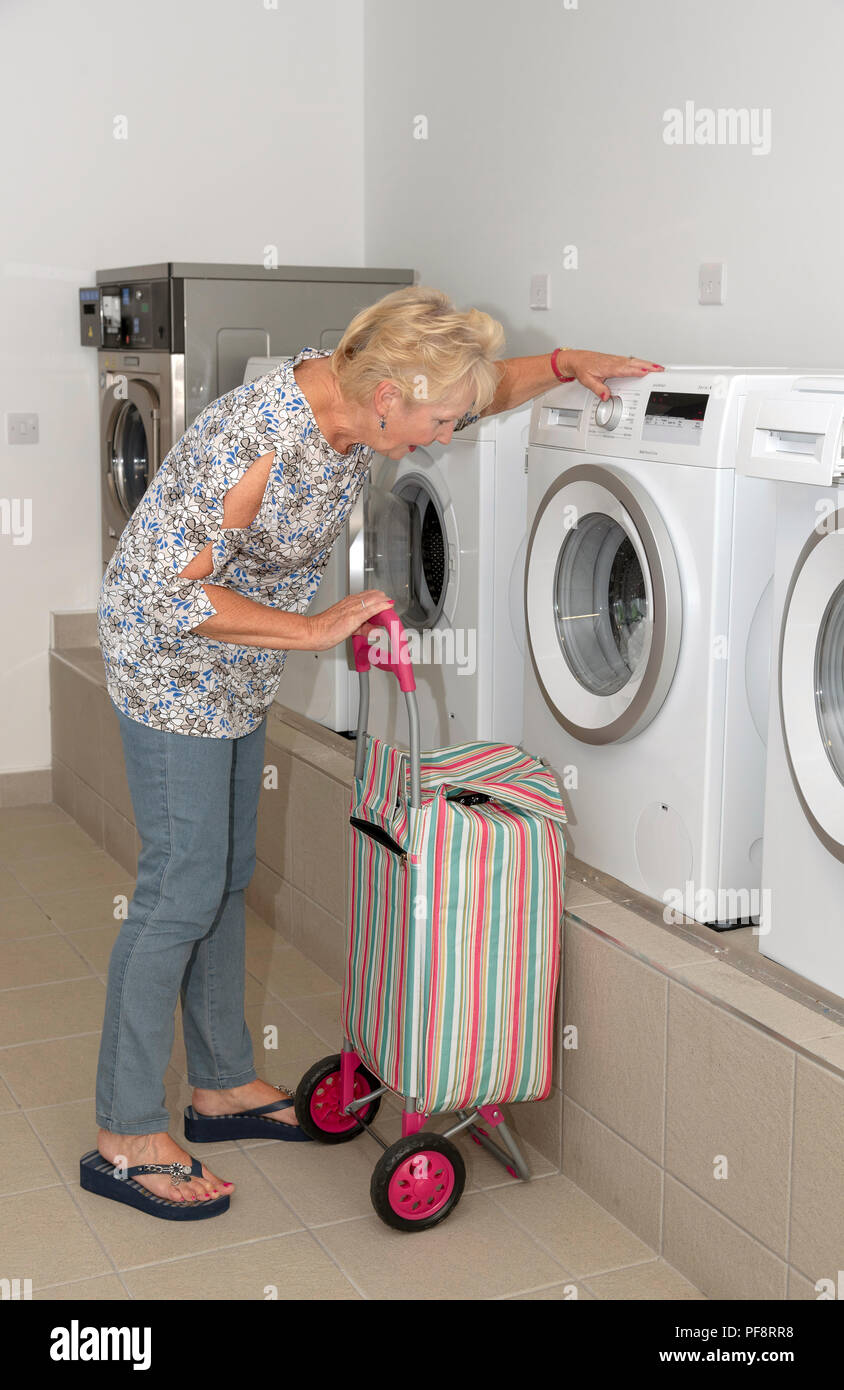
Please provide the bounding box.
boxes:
[294,609,568,1232]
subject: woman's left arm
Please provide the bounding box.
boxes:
[479,349,665,415]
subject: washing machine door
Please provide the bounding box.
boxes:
[361,456,457,631]
[525,462,682,744]
[780,507,844,860]
[103,377,160,521]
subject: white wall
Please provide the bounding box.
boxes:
[363,0,844,370]
[0,0,365,774]
[7,0,844,776]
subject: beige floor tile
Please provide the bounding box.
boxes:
[0,896,57,941]
[242,1138,381,1227]
[0,804,71,832]
[34,881,136,933]
[0,1033,102,1108]
[0,1186,115,1289]
[77,1150,303,1270]
[15,850,130,900]
[585,1258,706,1299]
[787,1267,824,1300]
[504,1278,595,1299]
[487,1171,657,1278]
[242,1000,330,1067]
[0,1077,18,1111]
[244,917,292,980]
[0,976,105,1047]
[35,1274,130,1299]
[315,1190,565,1299]
[0,935,94,990]
[123,1230,361,1300]
[262,947,340,1001]
[0,867,29,901]
[0,822,100,864]
[63,925,121,974]
[28,1072,198,1180]
[283,991,345,1048]
[0,1111,62,1194]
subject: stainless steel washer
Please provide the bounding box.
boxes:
[83,261,415,569]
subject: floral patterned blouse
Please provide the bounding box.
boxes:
[97,347,479,738]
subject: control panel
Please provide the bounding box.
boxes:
[79,280,172,349]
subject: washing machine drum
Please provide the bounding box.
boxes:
[525,463,683,744]
[365,475,448,629]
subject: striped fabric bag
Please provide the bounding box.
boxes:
[340,736,568,1115]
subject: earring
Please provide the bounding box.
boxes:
[379,416,386,430]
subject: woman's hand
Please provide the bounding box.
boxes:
[564,351,664,401]
[305,590,396,652]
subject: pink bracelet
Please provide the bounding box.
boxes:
[550,348,575,383]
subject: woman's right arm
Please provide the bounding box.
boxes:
[188,584,394,651]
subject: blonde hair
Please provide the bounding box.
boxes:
[330,285,505,414]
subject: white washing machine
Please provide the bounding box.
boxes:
[523,368,802,927]
[242,356,359,734]
[352,406,531,747]
[737,378,844,997]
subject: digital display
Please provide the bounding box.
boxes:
[641,391,709,446]
[644,391,709,423]
[101,293,121,335]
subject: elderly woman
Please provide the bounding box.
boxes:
[84,285,661,1220]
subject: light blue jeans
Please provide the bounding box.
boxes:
[95,702,268,1134]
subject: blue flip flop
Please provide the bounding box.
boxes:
[79,1149,230,1220]
[184,1089,313,1143]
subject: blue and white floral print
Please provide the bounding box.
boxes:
[97,348,480,738]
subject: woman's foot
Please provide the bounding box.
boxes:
[192,1079,300,1127]
[96,1128,233,1204]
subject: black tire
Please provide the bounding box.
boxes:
[371,1132,465,1232]
[294,1054,382,1143]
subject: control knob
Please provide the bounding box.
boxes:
[595,394,623,430]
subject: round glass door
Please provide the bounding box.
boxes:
[525,463,681,744]
[105,378,160,520]
[554,512,650,696]
[364,474,449,631]
[780,513,844,858]
[816,580,844,783]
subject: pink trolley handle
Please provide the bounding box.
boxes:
[352,606,422,809]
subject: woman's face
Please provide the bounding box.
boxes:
[375,383,477,460]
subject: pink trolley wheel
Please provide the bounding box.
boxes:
[371,1133,466,1232]
[294,1055,382,1144]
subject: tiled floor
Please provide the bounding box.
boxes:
[0,802,705,1300]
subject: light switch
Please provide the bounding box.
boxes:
[699,263,726,305]
[530,274,551,310]
[6,413,39,445]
